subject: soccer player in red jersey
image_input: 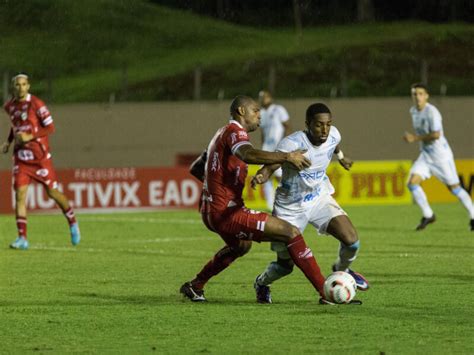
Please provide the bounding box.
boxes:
[180,95,329,303]
[2,73,81,250]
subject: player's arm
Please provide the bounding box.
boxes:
[15,123,55,145]
[235,144,310,170]
[251,163,280,189]
[189,150,207,183]
[403,131,440,143]
[2,128,14,153]
[404,108,442,143]
[334,145,353,171]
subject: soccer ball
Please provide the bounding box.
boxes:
[323,271,357,304]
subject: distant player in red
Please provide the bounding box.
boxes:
[2,73,81,250]
[180,95,330,304]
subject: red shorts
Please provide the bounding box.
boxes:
[13,159,59,190]
[202,206,269,248]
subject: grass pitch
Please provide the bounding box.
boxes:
[1,203,473,353]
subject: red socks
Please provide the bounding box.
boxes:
[287,235,326,297]
[64,207,77,226]
[192,246,240,290]
[16,216,27,238]
[190,236,325,298]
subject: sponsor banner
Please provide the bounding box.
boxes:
[0,159,471,213]
[0,167,201,214]
[243,159,474,209]
[422,159,474,202]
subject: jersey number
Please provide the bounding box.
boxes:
[18,149,35,161]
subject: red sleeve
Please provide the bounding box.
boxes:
[33,97,54,128]
[226,125,252,155]
[33,123,55,138]
[32,96,55,138]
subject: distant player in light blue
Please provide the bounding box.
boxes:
[258,90,291,210]
[252,103,369,304]
[404,83,473,231]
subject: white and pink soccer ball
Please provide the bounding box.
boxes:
[323,271,357,304]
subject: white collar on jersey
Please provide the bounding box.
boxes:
[13,93,31,103]
[229,119,244,129]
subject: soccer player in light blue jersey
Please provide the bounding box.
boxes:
[251,103,369,304]
[404,83,473,231]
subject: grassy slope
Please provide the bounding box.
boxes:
[0,0,473,101]
[0,204,473,353]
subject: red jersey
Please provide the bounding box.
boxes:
[201,120,253,213]
[3,94,55,165]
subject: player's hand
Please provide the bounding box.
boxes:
[15,132,33,145]
[1,142,10,154]
[287,149,311,170]
[251,167,272,189]
[338,157,353,171]
[403,132,417,143]
[251,173,267,189]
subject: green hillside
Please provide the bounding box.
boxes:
[0,0,473,102]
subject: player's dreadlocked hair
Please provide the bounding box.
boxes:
[230,95,254,116]
[306,103,331,123]
[411,83,429,94]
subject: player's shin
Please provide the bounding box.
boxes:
[16,216,27,238]
[63,207,77,226]
[191,245,241,290]
[408,184,434,218]
[451,187,474,219]
[256,256,293,286]
[334,240,360,271]
[287,235,325,297]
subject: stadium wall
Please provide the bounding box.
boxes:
[0,97,472,169]
[0,98,472,213]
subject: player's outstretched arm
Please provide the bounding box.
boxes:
[403,131,440,144]
[335,145,353,171]
[2,128,14,153]
[235,145,310,170]
[251,164,281,189]
[189,150,207,183]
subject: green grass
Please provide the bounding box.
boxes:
[0,0,473,101]
[1,204,473,353]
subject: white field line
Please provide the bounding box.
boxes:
[29,245,166,254]
[80,216,202,225]
[127,237,209,243]
[26,244,425,259]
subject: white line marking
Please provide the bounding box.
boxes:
[80,216,202,224]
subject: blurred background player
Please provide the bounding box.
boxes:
[2,73,81,249]
[251,103,369,304]
[404,83,474,231]
[180,95,337,304]
[258,90,291,210]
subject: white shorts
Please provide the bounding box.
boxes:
[410,154,460,186]
[271,194,346,254]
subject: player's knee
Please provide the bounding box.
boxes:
[46,187,58,197]
[408,174,422,186]
[407,183,419,192]
[288,225,301,238]
[342,227,358,245]
[235,240,252,256]
[15,189,27,202]
[448,184,461,194]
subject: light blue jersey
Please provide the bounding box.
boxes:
[275,127,341,210]
[410,103,453,162]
